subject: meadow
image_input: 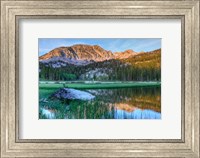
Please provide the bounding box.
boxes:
[39,81,161,90]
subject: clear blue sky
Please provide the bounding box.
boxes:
[39,38,161,56]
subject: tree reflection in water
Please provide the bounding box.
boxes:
[64,87,161,119]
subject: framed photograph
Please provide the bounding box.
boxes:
[39,38,161,120]
[1,0,199,157]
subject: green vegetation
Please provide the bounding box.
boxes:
[62,73,77,80]
[39,82,161,90]
[39,88,56,99]
[65,100,115,119]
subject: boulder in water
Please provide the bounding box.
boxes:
[52,88,95,101]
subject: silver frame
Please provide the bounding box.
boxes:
[1,0,199,157]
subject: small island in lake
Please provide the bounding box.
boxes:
[39,38,161,119]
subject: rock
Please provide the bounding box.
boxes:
[52,88,95,101]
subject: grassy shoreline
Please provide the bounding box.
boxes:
[39,81,161,90]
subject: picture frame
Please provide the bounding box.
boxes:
[0,0,199,157]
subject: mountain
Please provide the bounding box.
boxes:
[39,44,114,62]
[114,49,137,59]
[39,44,160,73]
[39,44,141,67]
[123,49,161,69]
[39,46,161,81]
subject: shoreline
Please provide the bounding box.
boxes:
[39,81,161,90]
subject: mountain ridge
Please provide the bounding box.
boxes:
[39,44,142,61]
[39,44,114,62]
[39,44,161,69]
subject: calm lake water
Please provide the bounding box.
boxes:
[40,86,161,119]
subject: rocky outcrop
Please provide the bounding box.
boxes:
[52,88,95,101]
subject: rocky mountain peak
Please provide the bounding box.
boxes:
[39,44,144,68]
[114,49,137,59]
[39,44,114,62]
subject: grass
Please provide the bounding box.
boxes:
[39,81,161,90]
[39,88,57,99]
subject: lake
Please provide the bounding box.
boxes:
[39,86,161,119]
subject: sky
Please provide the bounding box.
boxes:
[39,38,161,56]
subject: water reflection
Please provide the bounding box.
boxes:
[40,86,161,119]
[65,87,161,119]
[114,109,161,119]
